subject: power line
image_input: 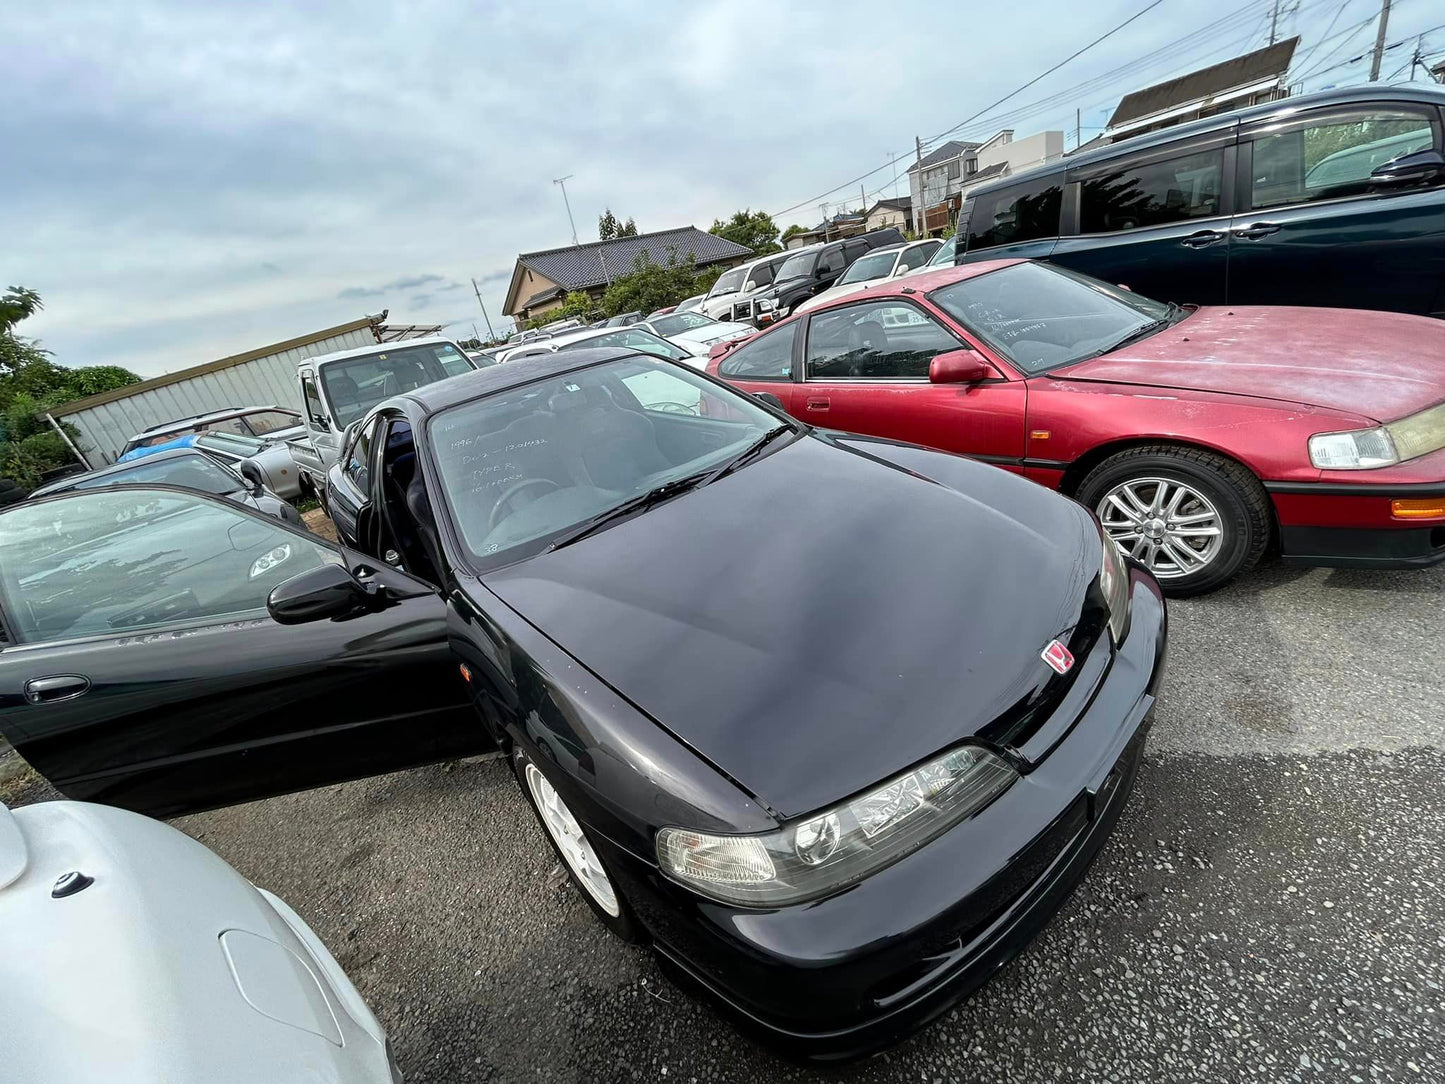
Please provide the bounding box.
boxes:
[1293,0,1353,69]
[767,0,1169,218]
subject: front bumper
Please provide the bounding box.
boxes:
[612,571,1167,1060]
[1267,482,1445,568]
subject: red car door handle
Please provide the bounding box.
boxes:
[1233,222,1281,240]
[1180,229,1224,248]
[806,396,830,412]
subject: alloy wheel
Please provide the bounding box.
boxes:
[523,762,621,917]
[1096,476,1224,580]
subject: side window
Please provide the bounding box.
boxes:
[345,418,378,492]
[301,373,327,429]
[966,176,1063,251]
[1248,106,1438,210]
[750,262,774,288]
[1079,147,1224,233]
[899,244,936,272]
[718,322,797,381]
[818,247,845,276]
[0,489,336,643]
[805,302,960,380]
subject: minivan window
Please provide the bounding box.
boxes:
[1079,147,1224,233]
[965,176,1063,251]
[1249,106,1437,210]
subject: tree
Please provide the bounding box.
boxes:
[598,209,638,240]
[709,209,780,256]
[618,216,638,237]
[780,223,808,245]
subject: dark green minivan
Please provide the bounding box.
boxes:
[957,85,1445,317]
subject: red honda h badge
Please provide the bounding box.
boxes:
[1041,639,1074,675]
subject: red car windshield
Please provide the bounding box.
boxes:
[929,263,1175,375]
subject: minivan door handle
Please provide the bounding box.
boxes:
[1233,222,1281,240]
[1180,229,1224,249]
[805,396,830,413]
[24,675,91,705]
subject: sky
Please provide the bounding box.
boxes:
[3,0,1439,378]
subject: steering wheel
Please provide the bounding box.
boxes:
[488,478,561,531]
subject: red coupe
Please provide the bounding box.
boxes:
[708,259,1445,595]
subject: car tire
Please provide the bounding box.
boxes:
[1075,445,1271,598]
[512,748,646,943]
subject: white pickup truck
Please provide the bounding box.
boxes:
[288,337,475,501]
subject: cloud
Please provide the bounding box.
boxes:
[338,273,446,299]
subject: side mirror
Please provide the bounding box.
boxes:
[745,280,757,291]
[238,460,265,496]
[267,563,377,625]
[1370,148,1445,187]
[753,391,786,410]
[929,349,991,385]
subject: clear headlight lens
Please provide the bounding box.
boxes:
[248,543,291,579]
[1309,427,1399,470]
[1098,528,1132,644]
[656,745,1017,906]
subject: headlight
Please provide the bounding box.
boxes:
[1098,528,1132,644]
[1309,427,1399,470]
[656,745,1017,906]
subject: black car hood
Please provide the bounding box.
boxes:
[484,434,1100,819]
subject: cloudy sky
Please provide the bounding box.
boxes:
[3,0,1435,377]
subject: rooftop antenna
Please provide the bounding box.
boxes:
[553,175,580,246]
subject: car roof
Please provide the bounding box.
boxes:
[400,347,648,414]
[135,404,295,436]
[299,335,461,368]
[808,258,1025,309]
[30,448,217,497]
[966,83,1445,199]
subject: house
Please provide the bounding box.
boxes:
[865,197,912,233]
[908,130,1065,234]
[782,211,869,249]
[502,227,752,321]
[1105,38,1298,141]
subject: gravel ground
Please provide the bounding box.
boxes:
[11,556,1445,1082]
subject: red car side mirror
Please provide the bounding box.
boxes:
[929,349,991,385]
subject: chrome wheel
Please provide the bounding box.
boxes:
[1097,476,1224,580]
[523,762,620,917]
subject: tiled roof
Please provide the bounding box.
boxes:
[968,161,1008,182]
[910,140,979,172]
[520,285,564,310]
[1109,38,1298,127]
[870,196,912,213]
[517,227,752,293]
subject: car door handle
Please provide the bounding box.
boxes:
[805,396,830,412]
[1179,229,1224,249]
[24,675,91,705]
[1232,222,1281,240]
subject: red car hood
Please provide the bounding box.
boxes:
[1057,306,1445,423]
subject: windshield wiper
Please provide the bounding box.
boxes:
[1098,303,1182,355]
[543,426,793,553]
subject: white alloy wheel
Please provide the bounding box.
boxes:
[523,762,620,917]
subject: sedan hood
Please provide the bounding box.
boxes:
[1059,306,1445,423]
[484,436,1100,818]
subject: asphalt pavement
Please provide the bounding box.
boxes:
[153,557,1445,1083]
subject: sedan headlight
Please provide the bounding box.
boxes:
[1309,402,1445,470]
[656,745,1017,906]
[1098,528,1132,644]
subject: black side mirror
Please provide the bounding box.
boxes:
[238,460,265,496]
[753,391,786,411]
[267,563,377,625]
[1369,148,1445,188]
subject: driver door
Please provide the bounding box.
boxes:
[0,486,485,818]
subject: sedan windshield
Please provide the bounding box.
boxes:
[776,251,817,281]
[428,356,784,569]
[836,250,897,286]
[925,236,958,267]
[69,454,242,496]
[649,311,716,336]
[929,262,1173,374]
[321,342,474,428]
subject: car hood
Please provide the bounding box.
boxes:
[483,435,1101,818]
[671,322,755,347]
[1058,306,1445,423]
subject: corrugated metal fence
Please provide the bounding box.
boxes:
[51,317,384,465]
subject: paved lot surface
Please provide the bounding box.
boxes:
[12,557,1445,1082]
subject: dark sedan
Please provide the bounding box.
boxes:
[0,349,1166,1058]
[29,447,303,526]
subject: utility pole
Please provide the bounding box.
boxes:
[1075,108,1082,149]
[1269,0,1280,44]
[820,203,830,242]
[470,277,497,342]
[914,135,925,234]
[860,183,868,229]
[1369,0,1391,82]
[552,174,579,246]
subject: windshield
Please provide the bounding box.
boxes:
[320,342,474,428]
[777,251,817,281]
[929,262,1172,374]
[708,268,746,296]
[836,250,897,285]
[558,328,695,363]
[926,236,958,267]
[428,355,781,569]
[650,311,716,336]
[70,454,242,496]
[240,410,301,436]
